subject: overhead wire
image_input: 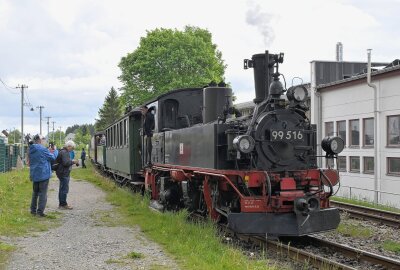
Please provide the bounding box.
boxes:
[0,77,19,94]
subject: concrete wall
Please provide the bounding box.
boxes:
[318,74,400,207]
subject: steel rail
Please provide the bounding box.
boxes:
[331,201,400,228]
[301,236,400,270]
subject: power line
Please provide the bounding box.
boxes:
[0,77,19,94]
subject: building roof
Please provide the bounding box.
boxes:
[317,64,400,91]
[234,101,255,109]
[310,60,389,66]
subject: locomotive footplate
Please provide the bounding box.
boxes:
[227,208,340,236]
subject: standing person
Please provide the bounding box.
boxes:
[29,134,55,217]
[56,140,78,210]
[140,105,155,166]
[81,148,86,168]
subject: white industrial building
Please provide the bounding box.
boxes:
[312,59,400,207]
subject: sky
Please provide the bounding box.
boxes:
[0,0,399,136]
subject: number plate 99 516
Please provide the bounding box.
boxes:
[270,129,304,141]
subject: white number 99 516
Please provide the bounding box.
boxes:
[270,130,304,141]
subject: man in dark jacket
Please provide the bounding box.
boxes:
[29,134,56,217]
[56,140,78,209]
[140,105,155,165]
[81,148,86,168]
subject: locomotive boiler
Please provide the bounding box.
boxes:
[93,50,344,237]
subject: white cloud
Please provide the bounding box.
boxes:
[0,0,398,136]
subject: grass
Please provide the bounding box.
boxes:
[332,196,400,213]
[382,240,400,254]
[336,221,372,238]
[126,251,144,259]
[71,162,275,270]
[0,169,60,268]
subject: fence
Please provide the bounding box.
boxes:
[337,185,400,208]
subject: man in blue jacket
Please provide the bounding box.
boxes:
[29,134,56,217]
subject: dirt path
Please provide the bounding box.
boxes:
[6,177,179,270]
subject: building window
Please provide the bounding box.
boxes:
[349,156,360,172]
[338,156,347,172]
[363,118,374,146]
[363,157,374,174]
[325,122,334,136]
[337,120,346,146]
[349,119,360,146]
[387,115,400,146]
[387,157,400,176]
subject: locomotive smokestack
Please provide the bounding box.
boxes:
[244,51,283,103]
[244,51,271,104]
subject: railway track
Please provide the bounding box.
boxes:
[331,201,400,228]
[233,233,400,270]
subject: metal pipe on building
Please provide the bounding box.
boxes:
[367,49,379,204]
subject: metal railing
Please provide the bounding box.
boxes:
[336,185,400,207]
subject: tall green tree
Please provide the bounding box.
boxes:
[5,129,21,144]
[118,26,226,106]
[95,87,123,131]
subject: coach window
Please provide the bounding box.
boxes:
[349,119,360,147]
[337,120,346,146]
[387,115,400,146]
[349,156,360,173]
[338,156,347,172]
[387,157,400,176]
[113,125,116,147]
[363,118,374,147]
[124,119,128,146]
[325,122,334,137]
[106,129,109,148]
[363,157,374,174]
[119,121,123,147]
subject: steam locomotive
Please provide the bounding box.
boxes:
[90,51,344,236]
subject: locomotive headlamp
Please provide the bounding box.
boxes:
[286,85,308,102]
[233,135,255,154]
[321,136,345,157]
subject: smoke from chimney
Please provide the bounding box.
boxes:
[246,4,275,46]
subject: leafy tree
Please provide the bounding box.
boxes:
[74,128,91,150]
[95,87,123,131]
[118,26,226,106]
[65,124,79,135]
[5,129,21,144]
[47,130,65,147]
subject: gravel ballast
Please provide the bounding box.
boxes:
[6,177,179,270]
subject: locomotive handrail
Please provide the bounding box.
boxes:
[193,171,245,199]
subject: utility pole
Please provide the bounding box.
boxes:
[36,106,45,134]
[45,116,51,142]
[16,84,28,165]
[52,121,56,142]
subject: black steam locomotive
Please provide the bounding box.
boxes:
[90,51,344,236]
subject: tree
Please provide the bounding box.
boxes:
[65,124,79,135]
[47,130,65,146]
[118,26,226,106]
[95,87,123,131]
[5,129,21,144]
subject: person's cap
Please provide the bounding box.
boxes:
[49,142,55,147]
